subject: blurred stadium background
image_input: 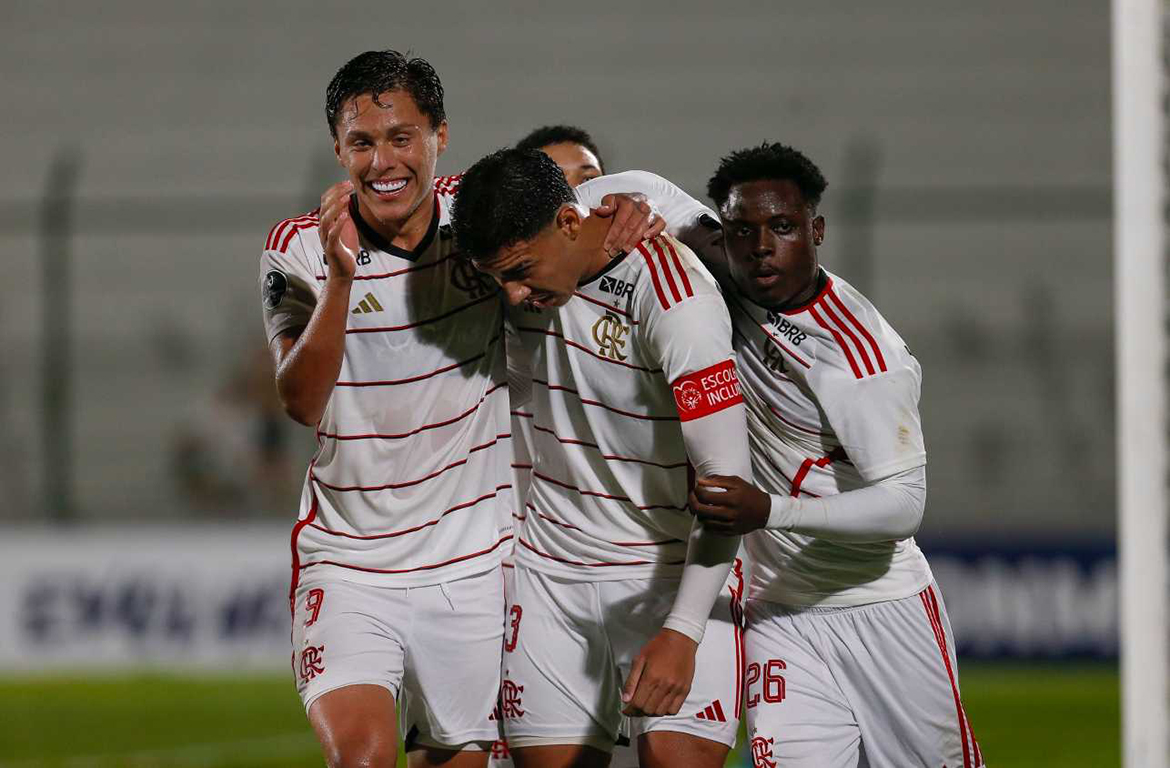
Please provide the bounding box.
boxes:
[0,1,1135,765]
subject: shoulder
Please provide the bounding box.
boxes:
[630,234,722,314]
[261,208,323,278]
[263,208,320,254]
[801,271,916,383]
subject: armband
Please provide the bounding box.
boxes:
[671,360,743,421]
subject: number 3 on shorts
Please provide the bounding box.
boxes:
[504,605,523,652]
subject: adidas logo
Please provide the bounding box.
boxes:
[352,293,384,314]
[694,699,727,722]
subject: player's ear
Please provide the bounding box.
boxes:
[334,138,343,165]
[435,120,449,156]
[555,204,583,239]
[812,215,825,246]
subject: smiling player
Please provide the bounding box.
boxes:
[259,51,662,768]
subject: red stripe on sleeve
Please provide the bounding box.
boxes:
[651,240,683,304]
[268,211,319,252]
[826,289,887,372]
[818,299,875,376]
[809,304,863,378]
[662,238,694,297]
[637,243,671,309]
[789,453,835,497]
[280,220,318,254]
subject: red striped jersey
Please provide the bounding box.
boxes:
[512,233,739,580]
[258,176,513,588]
[730,269,932,606]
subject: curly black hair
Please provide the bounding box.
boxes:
[451,149,576,263]
[325,50,445,138]
[515,125,605,173]
[707,142,828,210]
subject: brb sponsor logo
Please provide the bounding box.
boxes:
[598,275,634,299]
[672,360,744,421]
[765,312,808,346]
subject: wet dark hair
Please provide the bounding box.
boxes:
[451,149,575,263]
[515,125,605,173]
[707,142,828,210]
[325,50,446,137]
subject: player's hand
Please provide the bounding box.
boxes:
[690,475,771,535]
[318,181,359,281]
[592,193,665,257]
[621,628,697,717]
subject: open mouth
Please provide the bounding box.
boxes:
[367,178,409,200]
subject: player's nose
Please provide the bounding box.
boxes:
[751,230,775,259]
[370,143,396,173]
[503,282,531,306]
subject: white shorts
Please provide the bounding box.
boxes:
[291,567,505,750]
[498,562,745,753]
[744,583,984,768]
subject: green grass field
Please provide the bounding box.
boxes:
[0,663,1119,767]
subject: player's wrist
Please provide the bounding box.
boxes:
[767,493,794,530]
[659,621,703,647]
[324,272,355,289]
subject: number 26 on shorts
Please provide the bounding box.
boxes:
[745,659,786,708]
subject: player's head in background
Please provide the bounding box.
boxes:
[708,142,827,308]
[325,50,449,231]
[515,125,605,188]
[453,148,611,309]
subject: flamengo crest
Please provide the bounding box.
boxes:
[592,313,628,361]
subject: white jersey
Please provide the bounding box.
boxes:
[512,233,742,580]
[259,176,513,595]
[728,269,931,606]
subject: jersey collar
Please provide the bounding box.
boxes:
[349,193,440,262]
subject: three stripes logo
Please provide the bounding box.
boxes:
[694,699,728,722]
[351,293,384,315]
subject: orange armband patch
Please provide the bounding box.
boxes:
[671,360,744,421]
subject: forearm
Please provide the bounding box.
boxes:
[274,276,353,425]
[767,464,926,542]
[664,403,751,643]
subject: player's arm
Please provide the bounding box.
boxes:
[690,464,925,541]
[268,183,359,425]
[576,170,729,281]
[623,288,751,718]
[693,332,929,541]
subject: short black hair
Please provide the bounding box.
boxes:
[325,50,446,138]
[707,142,828,210]
[515,125,605,173]
[451,149,575,263]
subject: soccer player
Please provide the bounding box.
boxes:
[259,51,661,768]
[516,124,606,187]
[451,148,751,768]
[599,144,981,767]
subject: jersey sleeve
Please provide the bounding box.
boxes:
[575,170,717,238]
[258,219,322,344]
[635,237,751,643]
[812,291,927,482]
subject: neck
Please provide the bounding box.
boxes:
[573,215,617,283]
[356,192,435,252]
[773,266,824,311]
